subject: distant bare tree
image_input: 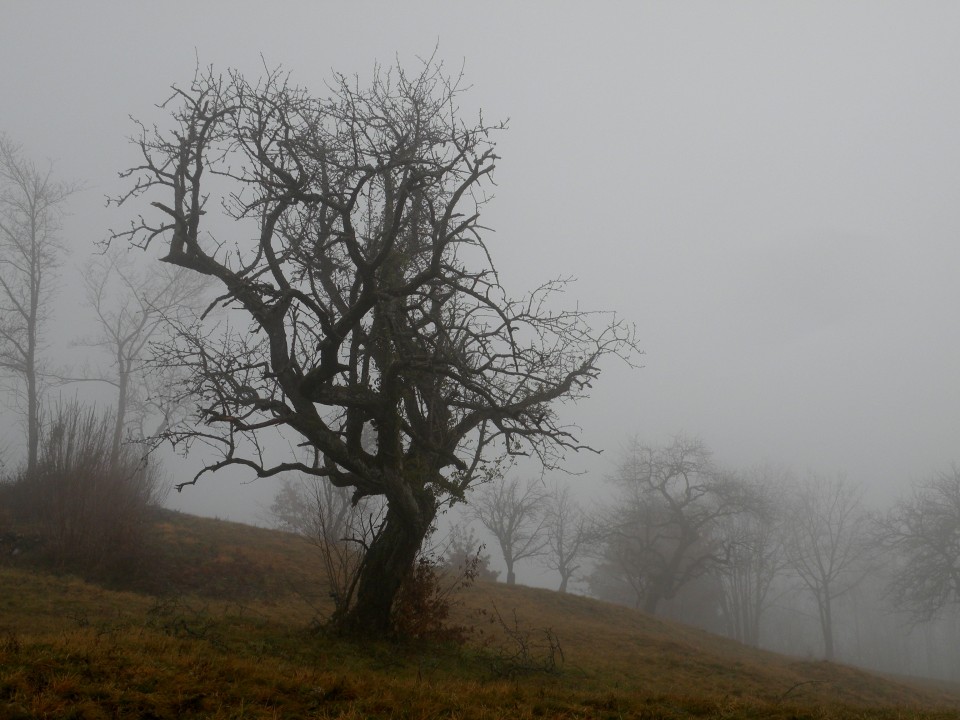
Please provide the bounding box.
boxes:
[714,465,790,646]
[597,435,746,615]
[270,476,325,537]
[442,523,499,582]
[468,476,548,585]
[269,472,384,615]
[541,480,596,593]
[72,250,207,466]
[0,136,76,475]
[877,467,960,621]
[783,474,869,661]
[271,473,377,544]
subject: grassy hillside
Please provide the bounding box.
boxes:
[2,510,959,719]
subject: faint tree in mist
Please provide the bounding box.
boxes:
[442,523,499,582]
[714,465,790,647]
[271,473,381,547]
[0,135,77,475]
[541,480,596,593]
[71,250,208,466]
[783,474,869,661]
[468,476,548,585]
[270,473,384,615]
[877,467,960,621]
[596,435,746,615]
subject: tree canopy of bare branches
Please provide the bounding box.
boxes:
[541,480,596,593]
[0,135,76,474]
[110,59,639,634]
[877,467,960,621]
[74,250,208,466]
[468,475,548,585]
[597,435,746,615]
[783,474,869,661]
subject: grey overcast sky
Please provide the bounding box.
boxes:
[2,1,959,520]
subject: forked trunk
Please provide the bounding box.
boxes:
[339,496,436,638]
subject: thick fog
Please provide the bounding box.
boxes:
[3,1,960,656]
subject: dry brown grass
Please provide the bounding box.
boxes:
[3,512,960,718]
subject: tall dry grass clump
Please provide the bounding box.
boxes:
[5,401,168,575]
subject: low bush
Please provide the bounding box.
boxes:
[6,402,168,577]
[390,545,484,645]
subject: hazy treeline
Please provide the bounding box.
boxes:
[487,435,960,680]
[269,433,960,680]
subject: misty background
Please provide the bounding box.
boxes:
[2,0,960,672]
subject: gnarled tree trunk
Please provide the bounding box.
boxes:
[340,487,436,637]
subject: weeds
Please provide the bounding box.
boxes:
[484,604,564,678]
[0,629,21,656]
[144,595,223,647]
[390,541,486,644]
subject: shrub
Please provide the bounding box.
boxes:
[8,402,168,575]
[443,525,499,582]
[390,544,484,645]
[270,475,386,619]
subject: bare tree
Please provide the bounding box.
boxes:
[0,136,76,475]
[714,466,789,646]
[877,467,960,621]
[468,475,548,585]
[783,474,869,661]
[541,480,596,593]
[442,523,499,582]
[110,60,638,635]
[270,473,385,614]
[597,435,746,615]
[71,250,207,466]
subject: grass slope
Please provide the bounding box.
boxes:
[2,510,959,719]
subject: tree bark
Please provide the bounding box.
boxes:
[340,492,436,638]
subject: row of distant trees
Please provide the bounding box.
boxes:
[587,437,862,660]
[496,436,960,666]
[269,432,960,666]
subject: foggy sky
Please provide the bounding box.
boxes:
[2,1,960,525]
